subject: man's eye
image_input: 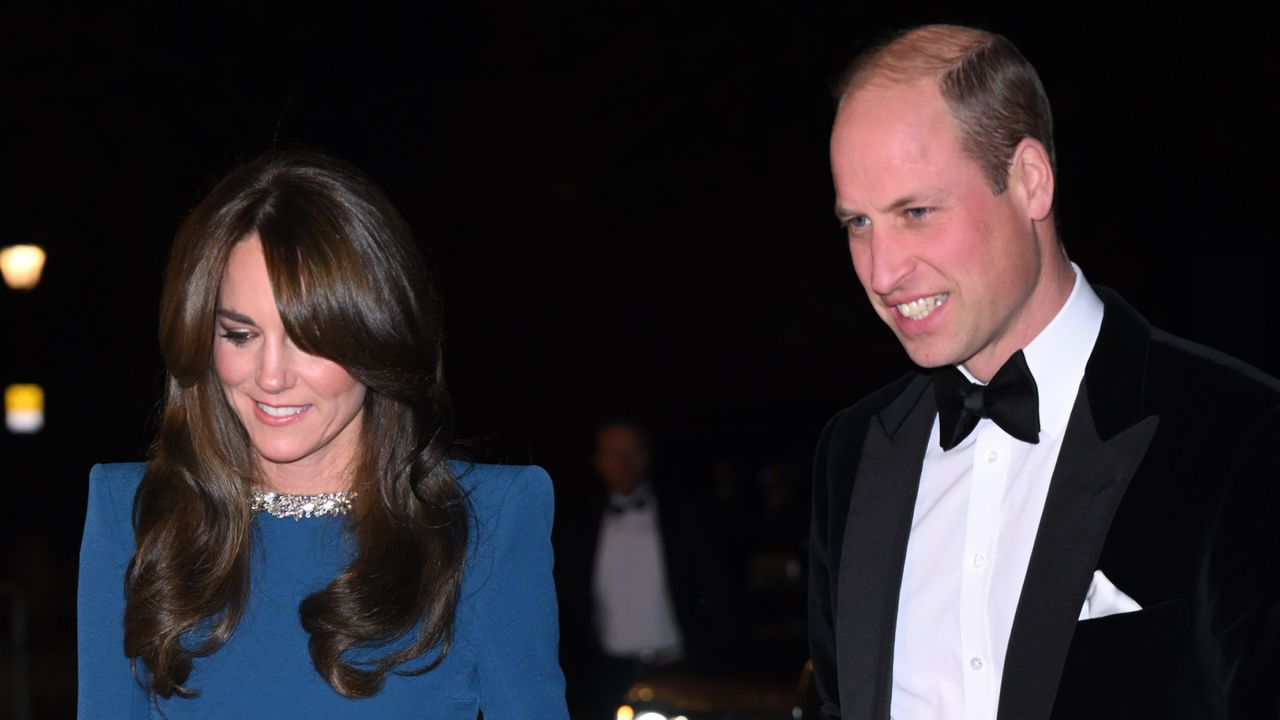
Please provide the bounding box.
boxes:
[846,215,870,231]
[905,207,933,220]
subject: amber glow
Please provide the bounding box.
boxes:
[0,244,47,290]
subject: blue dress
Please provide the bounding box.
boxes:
[77,462,569,719]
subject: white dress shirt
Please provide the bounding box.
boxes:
[592,484,685,661]
[890,265,1104,720]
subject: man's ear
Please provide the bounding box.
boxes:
[1010,138,1054,221]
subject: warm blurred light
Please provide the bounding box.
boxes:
[0,244,47,290]
[635,713,667,720]
[636,686,655,702]
[5,384,44,433]
[615,705,635,720]
[673,716,688,720]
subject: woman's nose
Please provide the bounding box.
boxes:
[255,340,296,393]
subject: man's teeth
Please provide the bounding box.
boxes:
[896,293,949,320]
[258,403,307,418]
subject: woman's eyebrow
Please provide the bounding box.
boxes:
[216,308,256,325]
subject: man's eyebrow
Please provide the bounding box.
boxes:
[882,194,928,212]
[216,308,256,325]
[835,193,934,219]
[834,200,866,220]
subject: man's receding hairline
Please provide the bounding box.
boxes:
[835,24,1000,116]
[836,73,939,114]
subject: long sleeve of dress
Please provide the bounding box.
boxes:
[77,463,147,718]
[472,465,569,719]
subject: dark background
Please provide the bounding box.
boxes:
[1,3,1276,716]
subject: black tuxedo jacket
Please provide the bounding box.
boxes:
[809,287,1280,719]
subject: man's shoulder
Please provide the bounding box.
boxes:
[1148,327,1280,394]
[1145,327,1280,422]
[822,370,930,441]
[1094,285,1280,426]
[814,370,931,493]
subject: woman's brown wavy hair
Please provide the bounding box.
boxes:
[124,150,466,699]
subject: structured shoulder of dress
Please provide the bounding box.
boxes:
[453,463,555,610]
[85,462,146,550]
[451,461,553,516]
[89,461,147,491]
[87,462,146,510]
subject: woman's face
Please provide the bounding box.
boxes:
[213,235,368,493]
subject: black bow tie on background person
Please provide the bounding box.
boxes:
[934,349,1041,451]
[607,496,648,515]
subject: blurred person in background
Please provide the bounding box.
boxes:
[557,417,738,718]
[77,150,568,718]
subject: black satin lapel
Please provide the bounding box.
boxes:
[997,387,1159,720]
[1085,287,1152,440]
[835,394,935,720]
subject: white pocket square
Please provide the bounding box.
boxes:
[1078,569,1142,621]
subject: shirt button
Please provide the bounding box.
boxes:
[970,657,984,671]
[986,450,999,463]
[972,554,987,569]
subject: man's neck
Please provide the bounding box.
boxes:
[963,254,1076,382]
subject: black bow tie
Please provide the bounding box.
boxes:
[934,350,1041,451]
[607,496,648,515]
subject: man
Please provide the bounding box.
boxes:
[809,24,1280,720]
[557,418,735,718]
[585,420,687,667]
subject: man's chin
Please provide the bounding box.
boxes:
[897,340,963,370]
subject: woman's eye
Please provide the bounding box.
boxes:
[219,329,254,346]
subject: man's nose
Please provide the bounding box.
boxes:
[256,340,296,393]
[866,229,914,297]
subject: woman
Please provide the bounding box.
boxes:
[77,151,568,717]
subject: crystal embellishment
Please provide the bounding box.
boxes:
[250,490,357,521]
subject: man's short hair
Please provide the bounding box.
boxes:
[593,414,652,449]
[836,24,1055,194]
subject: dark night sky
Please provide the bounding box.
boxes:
[0,5,1277,700]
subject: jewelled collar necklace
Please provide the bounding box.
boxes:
[250,490,357,521]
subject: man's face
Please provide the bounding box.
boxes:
[593,424,651,497]
[830,79,1046,377]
